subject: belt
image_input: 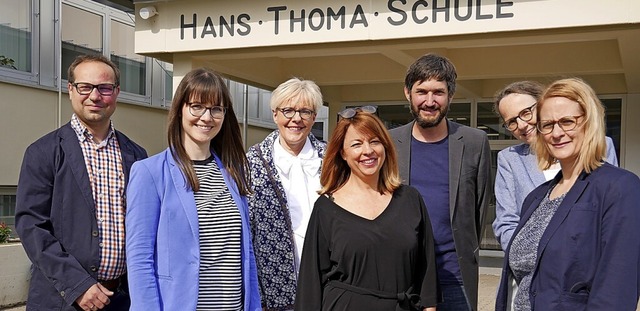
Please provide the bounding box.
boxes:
[327,280,422,311]
[99,278,120,292]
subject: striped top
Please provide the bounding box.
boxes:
[70,114,126,280]
[193,156,243,311]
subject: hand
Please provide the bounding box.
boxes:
[75,283,113,310]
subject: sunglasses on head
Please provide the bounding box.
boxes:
[337,105,377,119]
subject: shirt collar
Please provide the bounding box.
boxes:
[273,136,321,175]
[274,136,317,161]
[70,113,116,146]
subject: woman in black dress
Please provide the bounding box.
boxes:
[294,106,438,311]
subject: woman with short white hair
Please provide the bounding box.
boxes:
[247,77,326,310]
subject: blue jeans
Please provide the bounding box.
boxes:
[438,284,471,311]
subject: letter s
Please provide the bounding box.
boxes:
[387,0,407,26]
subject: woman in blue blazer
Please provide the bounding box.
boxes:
[495,78,640,310]
[126,68,261,311]
[491,81,618,251]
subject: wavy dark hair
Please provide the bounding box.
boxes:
[167,68,250,194]
[404,53,457,98]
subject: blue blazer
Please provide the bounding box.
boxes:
[492,138,618,250]
[495,163,640,310]
[15,122,147,310]
[126,148,261,311]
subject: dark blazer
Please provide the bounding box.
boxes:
[390,120,492,311]
[495,163,640,310]
[492,138,618,251]
[15,122,147,310]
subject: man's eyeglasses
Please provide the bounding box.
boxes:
[187,103,226,119]
[502,103,536,131]
[537,115,584,135]
[277,108,316,120]
[72,82,118,96]
[338,105,377,119]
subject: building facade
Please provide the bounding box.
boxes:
[131,0,640,250]
[0,0,330,237]
[1,0,639,251]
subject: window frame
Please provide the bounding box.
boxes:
[0,0,40,85]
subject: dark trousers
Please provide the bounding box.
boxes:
[101,289,130,311]
[438,284,472,311]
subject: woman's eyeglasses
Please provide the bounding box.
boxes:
[187,103,226,119]
[536,115,584,134]
[277,108,316,120]
[337,105,377,119]
[502,103,536,131]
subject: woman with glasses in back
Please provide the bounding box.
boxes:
[126,68,261,311]
[246,78,326,310]
[491,81,618,252]
[295,107,437,311]
[495,78,640,310]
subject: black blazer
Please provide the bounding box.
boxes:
[15,122,147,310]
[390,120,492,311]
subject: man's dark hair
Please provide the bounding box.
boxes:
[67,54,120,86]
[404,53,457,97]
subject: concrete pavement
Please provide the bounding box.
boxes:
[0,273,502,311]
[2,273,637,311]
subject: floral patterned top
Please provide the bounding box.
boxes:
[247,130,327,310]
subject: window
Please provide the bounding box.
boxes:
[0,0,32,72]
[164,63,173,103]
[0,187,17,239]
[227,80,283,129]
[448,102,471,126]
[477,102,510,140]
[110,20,145,95]
[481,149,500,250]
[61,3,103,80]
[246,85,260,118]
[602,98,622,161]
[0,0,175,108]
[311,122,325,141]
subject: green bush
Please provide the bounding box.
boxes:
[0,222,11,243]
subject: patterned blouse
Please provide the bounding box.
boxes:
[509,188,567,311]
[246,130,326,310]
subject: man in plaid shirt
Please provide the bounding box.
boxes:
[15,54,147,311]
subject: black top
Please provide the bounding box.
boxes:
[295,185,438,310]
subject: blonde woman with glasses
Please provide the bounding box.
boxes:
[491,81,618,252]
[495,78,640,310]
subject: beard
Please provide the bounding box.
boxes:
[410,102,450,128]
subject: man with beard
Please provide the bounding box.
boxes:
[389,53,491,311]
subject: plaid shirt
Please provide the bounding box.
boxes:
[71,114,126,281]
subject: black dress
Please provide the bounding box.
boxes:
[295,185,438,311]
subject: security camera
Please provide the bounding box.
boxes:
[139,6,158,20]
